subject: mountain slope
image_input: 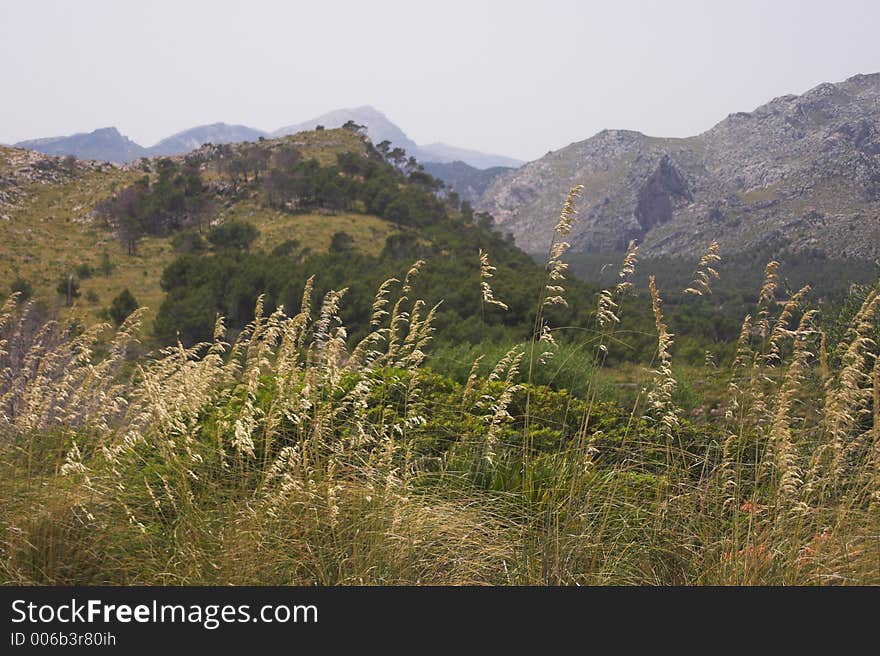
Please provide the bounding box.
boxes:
[147,122,266,157]
[417,143,523,169]
[421,160,513,204]
[15,127,147,163]
[479,72,880,260]
[1,128,570,348]
[0,130,381,332]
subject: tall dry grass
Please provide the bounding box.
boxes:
[1,189,878,585]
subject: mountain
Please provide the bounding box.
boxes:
[147,122,266,157]
[273,105,420,152]
[14,123,267,163]
[273,105,523,170]
[14,107,523,171]
[15,127,147,163]
[421,161,513,204]
[417,143,523,169]
[478,73,880,260]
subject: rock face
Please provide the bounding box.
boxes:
[15,127,147,164]
[0,145,108,211]
[478,73,880,259]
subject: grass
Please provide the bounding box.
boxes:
[220,200,399,258]
[0,167,164,328]
[277,128,368,166]
[738,183,781,204]
[1,187,878,586]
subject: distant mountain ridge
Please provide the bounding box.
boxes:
[14,107,523,170]
[416,143,522,170]
[478,72,880,260]
[147,123,266,157]
[15,127,147,164]
[13,123,267,164]
[421,161,514,204]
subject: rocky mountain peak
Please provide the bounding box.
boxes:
[93,127,123,137]
[479,72,880,260]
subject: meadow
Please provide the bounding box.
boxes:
[1,186,878,585]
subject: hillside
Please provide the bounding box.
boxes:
[478,73,880,260]
[0,130,397,333]
[1,128,607,351]
[416,143,523,169]
[3,127,879,592]
[273,105,420,155]
[416,143,525,171]
[13,123,267,164]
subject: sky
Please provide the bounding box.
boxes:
[1,0,878,161]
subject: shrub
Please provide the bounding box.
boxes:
[56,275,80,304]
[75,263,94,279]
[10,277,33,301]
[207,221,259,251]
[108,288,138,325]
[329,231,354,253]
[171,229,207,254]
[99,251,114,276]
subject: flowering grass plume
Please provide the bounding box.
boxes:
[543,184,584,309]
[646,275,680,438]
[597,240,639,329]
[479,249,508,311]
[683,240,721,296]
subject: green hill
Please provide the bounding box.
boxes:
[0,130,394,334]
[1,128,625,355]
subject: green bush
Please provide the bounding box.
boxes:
[75,263,94,279]
[99,251,114,276]
[10,277,33,301]
[207,221,259,251]
[171,229,207,254]
[330,231,354,253]
[108,289,139,325]
[56,275,80,304]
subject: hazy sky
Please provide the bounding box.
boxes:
[1,0,878,161]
